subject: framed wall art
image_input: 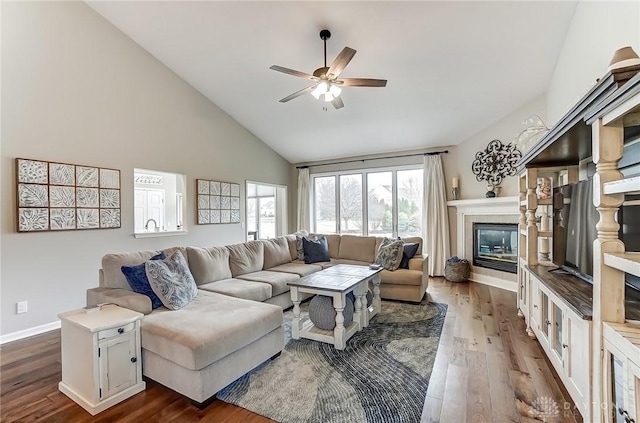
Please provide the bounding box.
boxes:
[196,179,240,224]
[16,158,121,232]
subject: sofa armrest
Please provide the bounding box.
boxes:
[86,287,152,315]
[408,253,429,286]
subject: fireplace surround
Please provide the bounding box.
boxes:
[448,196,520,291]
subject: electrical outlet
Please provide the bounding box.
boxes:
[17,301,28,314]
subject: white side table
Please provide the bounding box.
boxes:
[58,304,145,415]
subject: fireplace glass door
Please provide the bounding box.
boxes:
[473,223,518,273]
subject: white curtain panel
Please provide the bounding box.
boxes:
[423,155,451,276]
[297,167,311,231]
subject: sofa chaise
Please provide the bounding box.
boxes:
[86,234,428,404]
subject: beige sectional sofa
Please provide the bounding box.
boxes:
[86,234,427,404]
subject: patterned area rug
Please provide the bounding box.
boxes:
[217,300,447,423]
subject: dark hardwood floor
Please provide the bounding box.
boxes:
[1,279,581,422]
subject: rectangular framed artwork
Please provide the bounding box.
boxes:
[196,179,240,224]
[16,158,121,232]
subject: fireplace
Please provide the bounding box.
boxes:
[473,223,518,273]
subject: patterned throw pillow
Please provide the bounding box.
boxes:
[121,252,166,309]
[145,250,197,310]
[375,238,405,271]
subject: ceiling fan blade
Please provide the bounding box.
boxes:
[270,65,315,80]
[327,47,356,79]
[339,78,387,87]
[279,85,316,103]
[332,96,344,110]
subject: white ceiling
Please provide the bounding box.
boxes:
[86,1,577,164]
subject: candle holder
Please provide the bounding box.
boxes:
[452,187,459,200]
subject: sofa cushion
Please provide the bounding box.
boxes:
[402,236,423,255]
[237,270,300,296]
[262,237,292,269]
[121,252,166,309]
[227,241,264,277]
[186,246,232,285]
[102,247,189,290]
[285,235,298,261]
[146,250,198,310]
[303,236,330,264]
[399,243,420,269]
[140,290,283,371]
[326,234,342,258]
[269,262,323,277]
[198,278,272,302]
[380,268,423,286]
[338,235,377,263]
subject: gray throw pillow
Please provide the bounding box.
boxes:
[375,238,405,271]
[145,250,197,310]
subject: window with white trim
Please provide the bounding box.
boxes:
[312,166,423,238]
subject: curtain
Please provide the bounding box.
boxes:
[423,155,451,276]
[297,167,311,231]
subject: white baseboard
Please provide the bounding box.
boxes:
[469,272,517,292]
[0,321,61,345]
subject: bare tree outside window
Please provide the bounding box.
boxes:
[314,176,336,233]
[397,170,422,237]
[339,174,362,234]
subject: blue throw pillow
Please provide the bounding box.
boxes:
[121,252,166,309]
[399,243,419,269]
[303,236,330,264]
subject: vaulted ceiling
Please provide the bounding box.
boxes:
[86,1,577,164]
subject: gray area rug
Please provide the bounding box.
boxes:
[217,300,447,423]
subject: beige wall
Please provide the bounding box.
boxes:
[547,1,640,125]
[451,95,547,200]
[1,2,291,336]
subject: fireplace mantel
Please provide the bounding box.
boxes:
[448,196,520,291]
[447,196,519,213]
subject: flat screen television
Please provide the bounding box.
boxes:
[552,179,640,291]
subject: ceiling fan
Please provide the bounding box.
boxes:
[270,29,387,109]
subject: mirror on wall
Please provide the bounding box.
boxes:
[133,168,186,237]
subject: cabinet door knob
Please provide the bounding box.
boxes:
[533,305,538,308]
[117,327,124,334]
[562,344,568,349]
[131,357,137,363]
[545,320,551,326]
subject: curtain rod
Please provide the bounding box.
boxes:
[296,150,448,169]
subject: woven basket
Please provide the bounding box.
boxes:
[444,259,470,282]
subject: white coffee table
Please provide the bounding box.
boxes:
[287,264,382,350]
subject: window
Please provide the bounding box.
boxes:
[133,169,186,237]
[246,182,287,240]
[312,166,423,238]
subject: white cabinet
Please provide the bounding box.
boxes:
[58,305,145,415]
[530,274,592,421]
[604,323,640,423]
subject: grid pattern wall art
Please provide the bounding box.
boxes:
[196,179,240,224]
[16,158,121,232]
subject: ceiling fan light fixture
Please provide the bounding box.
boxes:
[324,91,335,102]
[329,84,342,97]
[311,81,328,99]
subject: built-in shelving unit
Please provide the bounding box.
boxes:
[517,62,640,422]
[587,70,640,422]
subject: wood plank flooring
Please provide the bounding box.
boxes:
[1,279,582,422]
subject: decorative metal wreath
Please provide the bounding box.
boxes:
[471,139,522,186]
